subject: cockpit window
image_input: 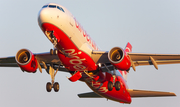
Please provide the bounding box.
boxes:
[42,5,65,13]
[49,5,56,8]
[57,6,65,12]
[42,5,48,8]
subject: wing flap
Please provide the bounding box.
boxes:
[134,60,180,66]
[127,89,176,98]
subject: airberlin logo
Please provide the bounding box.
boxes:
[64,49,86,71]
[74,18,98,50]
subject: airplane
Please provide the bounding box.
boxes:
[0,3,179,104]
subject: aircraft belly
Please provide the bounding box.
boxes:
[83,71,131,103]
[85,80,131,103]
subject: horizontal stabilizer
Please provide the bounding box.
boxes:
[78,90,176,98]
[127,89,176,98]
[78,92,102,98]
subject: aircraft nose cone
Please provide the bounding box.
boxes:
[38,9,49,26]
[38,9,47,18]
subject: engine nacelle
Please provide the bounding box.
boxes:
[15,49,38,73]
[108,47,131,70]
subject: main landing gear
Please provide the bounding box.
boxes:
[50,49,58,55]
[46,82,59,92]
[108,81,121,91]
[107,69,121,91]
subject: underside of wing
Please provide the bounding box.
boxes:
[128,53,180,66]
[35,52,60,64]
[127,89,176,98]
[91,50,180,72]
[0,56,18,67]
[0,52,68,72]
[35,52,68,72]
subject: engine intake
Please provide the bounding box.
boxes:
[15,49,38,73]
[108,47,131,70]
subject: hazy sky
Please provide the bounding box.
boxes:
[0,0,180,107]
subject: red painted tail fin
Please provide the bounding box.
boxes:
[125,42,132,53]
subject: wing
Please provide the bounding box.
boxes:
[129,53,180,65]
[91,50,180,71]
[128,53,180,71]
[0,52,68,72]
[0,56,17,67]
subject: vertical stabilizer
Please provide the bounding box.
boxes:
[120,42,132,81]
[125,42,132,53]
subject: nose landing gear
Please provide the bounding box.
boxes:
[42,62,60,92]
[46,82,59,92]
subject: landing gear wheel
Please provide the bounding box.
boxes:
[45,63,61,92]
[53,82,59,92]
[108,81,113,91]
[46,82,52,92]
[115,81,121,91]
[54,49,58,55]
[50,49,54,55]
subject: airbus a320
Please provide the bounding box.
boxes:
[1,3,179,104]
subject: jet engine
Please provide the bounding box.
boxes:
[15,49,38,73]
[108,47,131,70]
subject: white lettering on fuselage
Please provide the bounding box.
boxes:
[74,19,98,50]
[88,81,108,93]
[64,49,86,71]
